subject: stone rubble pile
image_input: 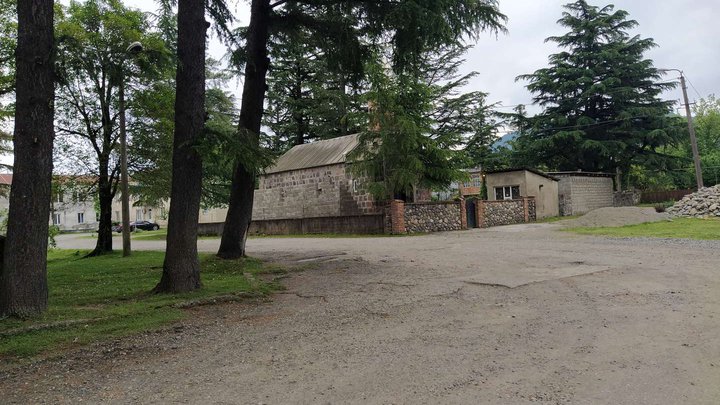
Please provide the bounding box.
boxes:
[667,185,720,217]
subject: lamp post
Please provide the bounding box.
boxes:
[660,68,704,190]
[120,41,143,257]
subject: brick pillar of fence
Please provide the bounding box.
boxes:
[523,197,530,223]
[460,198,468,230]
[476,199,486,228]
[389,199,406,234]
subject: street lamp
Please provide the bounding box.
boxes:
[659,68,704,190]
[119,41,143,257]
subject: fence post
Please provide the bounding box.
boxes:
[390,199,406,234]
[523,197,530,223]
[476,199,486,228]
[460,198,467,230]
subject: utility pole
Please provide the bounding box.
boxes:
[679,73,704,189]
[119,77,131,257]
[119,41,144,257]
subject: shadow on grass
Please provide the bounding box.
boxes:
[0,250,285,360]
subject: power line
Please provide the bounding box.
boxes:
[633,165,720,173]
[530,112,673,132]
[683,74,703,100]
[495,104,525,109]
[494,83,679,111]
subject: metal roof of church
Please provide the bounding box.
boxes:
[266,133,360,174]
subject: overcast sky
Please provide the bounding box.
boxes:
[123,0,720,127]
[2,0,714,167]
[84,0,720,117]
[464,0,720,117]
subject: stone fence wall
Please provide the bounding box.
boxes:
[477,197,536,228]
[385,199,467,234]
[404,201,463,233]
[613,190,642,207]
[384,197,537,234]
[198,214,384,236]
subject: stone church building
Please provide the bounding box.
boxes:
[251,133,381,221]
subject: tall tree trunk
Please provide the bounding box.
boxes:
[153,0,206,293]
[292,65,305,146]
[217,0,270,259]
[0,0,55,317]
[87,160,113,256]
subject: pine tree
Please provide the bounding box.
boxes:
[0,0,55,317]
[0,0,16,121]
[351,44,500,201]
[263,29,365,153]
[152,0,207,293]
[517,0,681,182]
[0,0,17,180]
[218,0,507,259]
[130,61,243,209]
[54,0,170,256]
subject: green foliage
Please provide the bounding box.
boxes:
[426,45,499,170]
[0,208,6,234]
[47,226,60,249]
[0,250,283,358]
[693,96,720,186]
[131,64,271,208]
[351,61,465,200]
[627,96,720,189]
[54,0,171,185]
[0,0,16,172]
[125,80,174,206]
[0,0,15,119]
[158,0,234,44]
[263,28,366,153]
[231,0,507,152]
[361,0,507,73]
[349,41,502,200]
[516,0,682,180]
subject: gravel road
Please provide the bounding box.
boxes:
[2,224,719,404]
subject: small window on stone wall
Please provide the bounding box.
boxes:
[495,186,520,200]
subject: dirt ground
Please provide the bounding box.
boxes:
[2,222,719,404]
[558,207,670,228]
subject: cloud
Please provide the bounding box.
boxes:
[103,0,720,115]
[461,0,720,115]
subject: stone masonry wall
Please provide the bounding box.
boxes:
[528,198,536,221]
[404,201,462,233]
[557,175,614,216]
[252,163,380,220]
[613,190,641,207]
[478,198,536,228]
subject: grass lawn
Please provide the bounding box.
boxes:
[132,229,172,240]
[537,215,581,223]
[567,217,720,240]
[83,228,405,240]
[84,227,404,240]
[0,250,285,359]
[249,233,409,238]
[80,229,177,241]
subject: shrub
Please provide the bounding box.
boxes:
[48,225,61,248]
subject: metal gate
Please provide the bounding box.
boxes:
[466,197,477,228]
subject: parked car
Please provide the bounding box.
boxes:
[115,220,160,232]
